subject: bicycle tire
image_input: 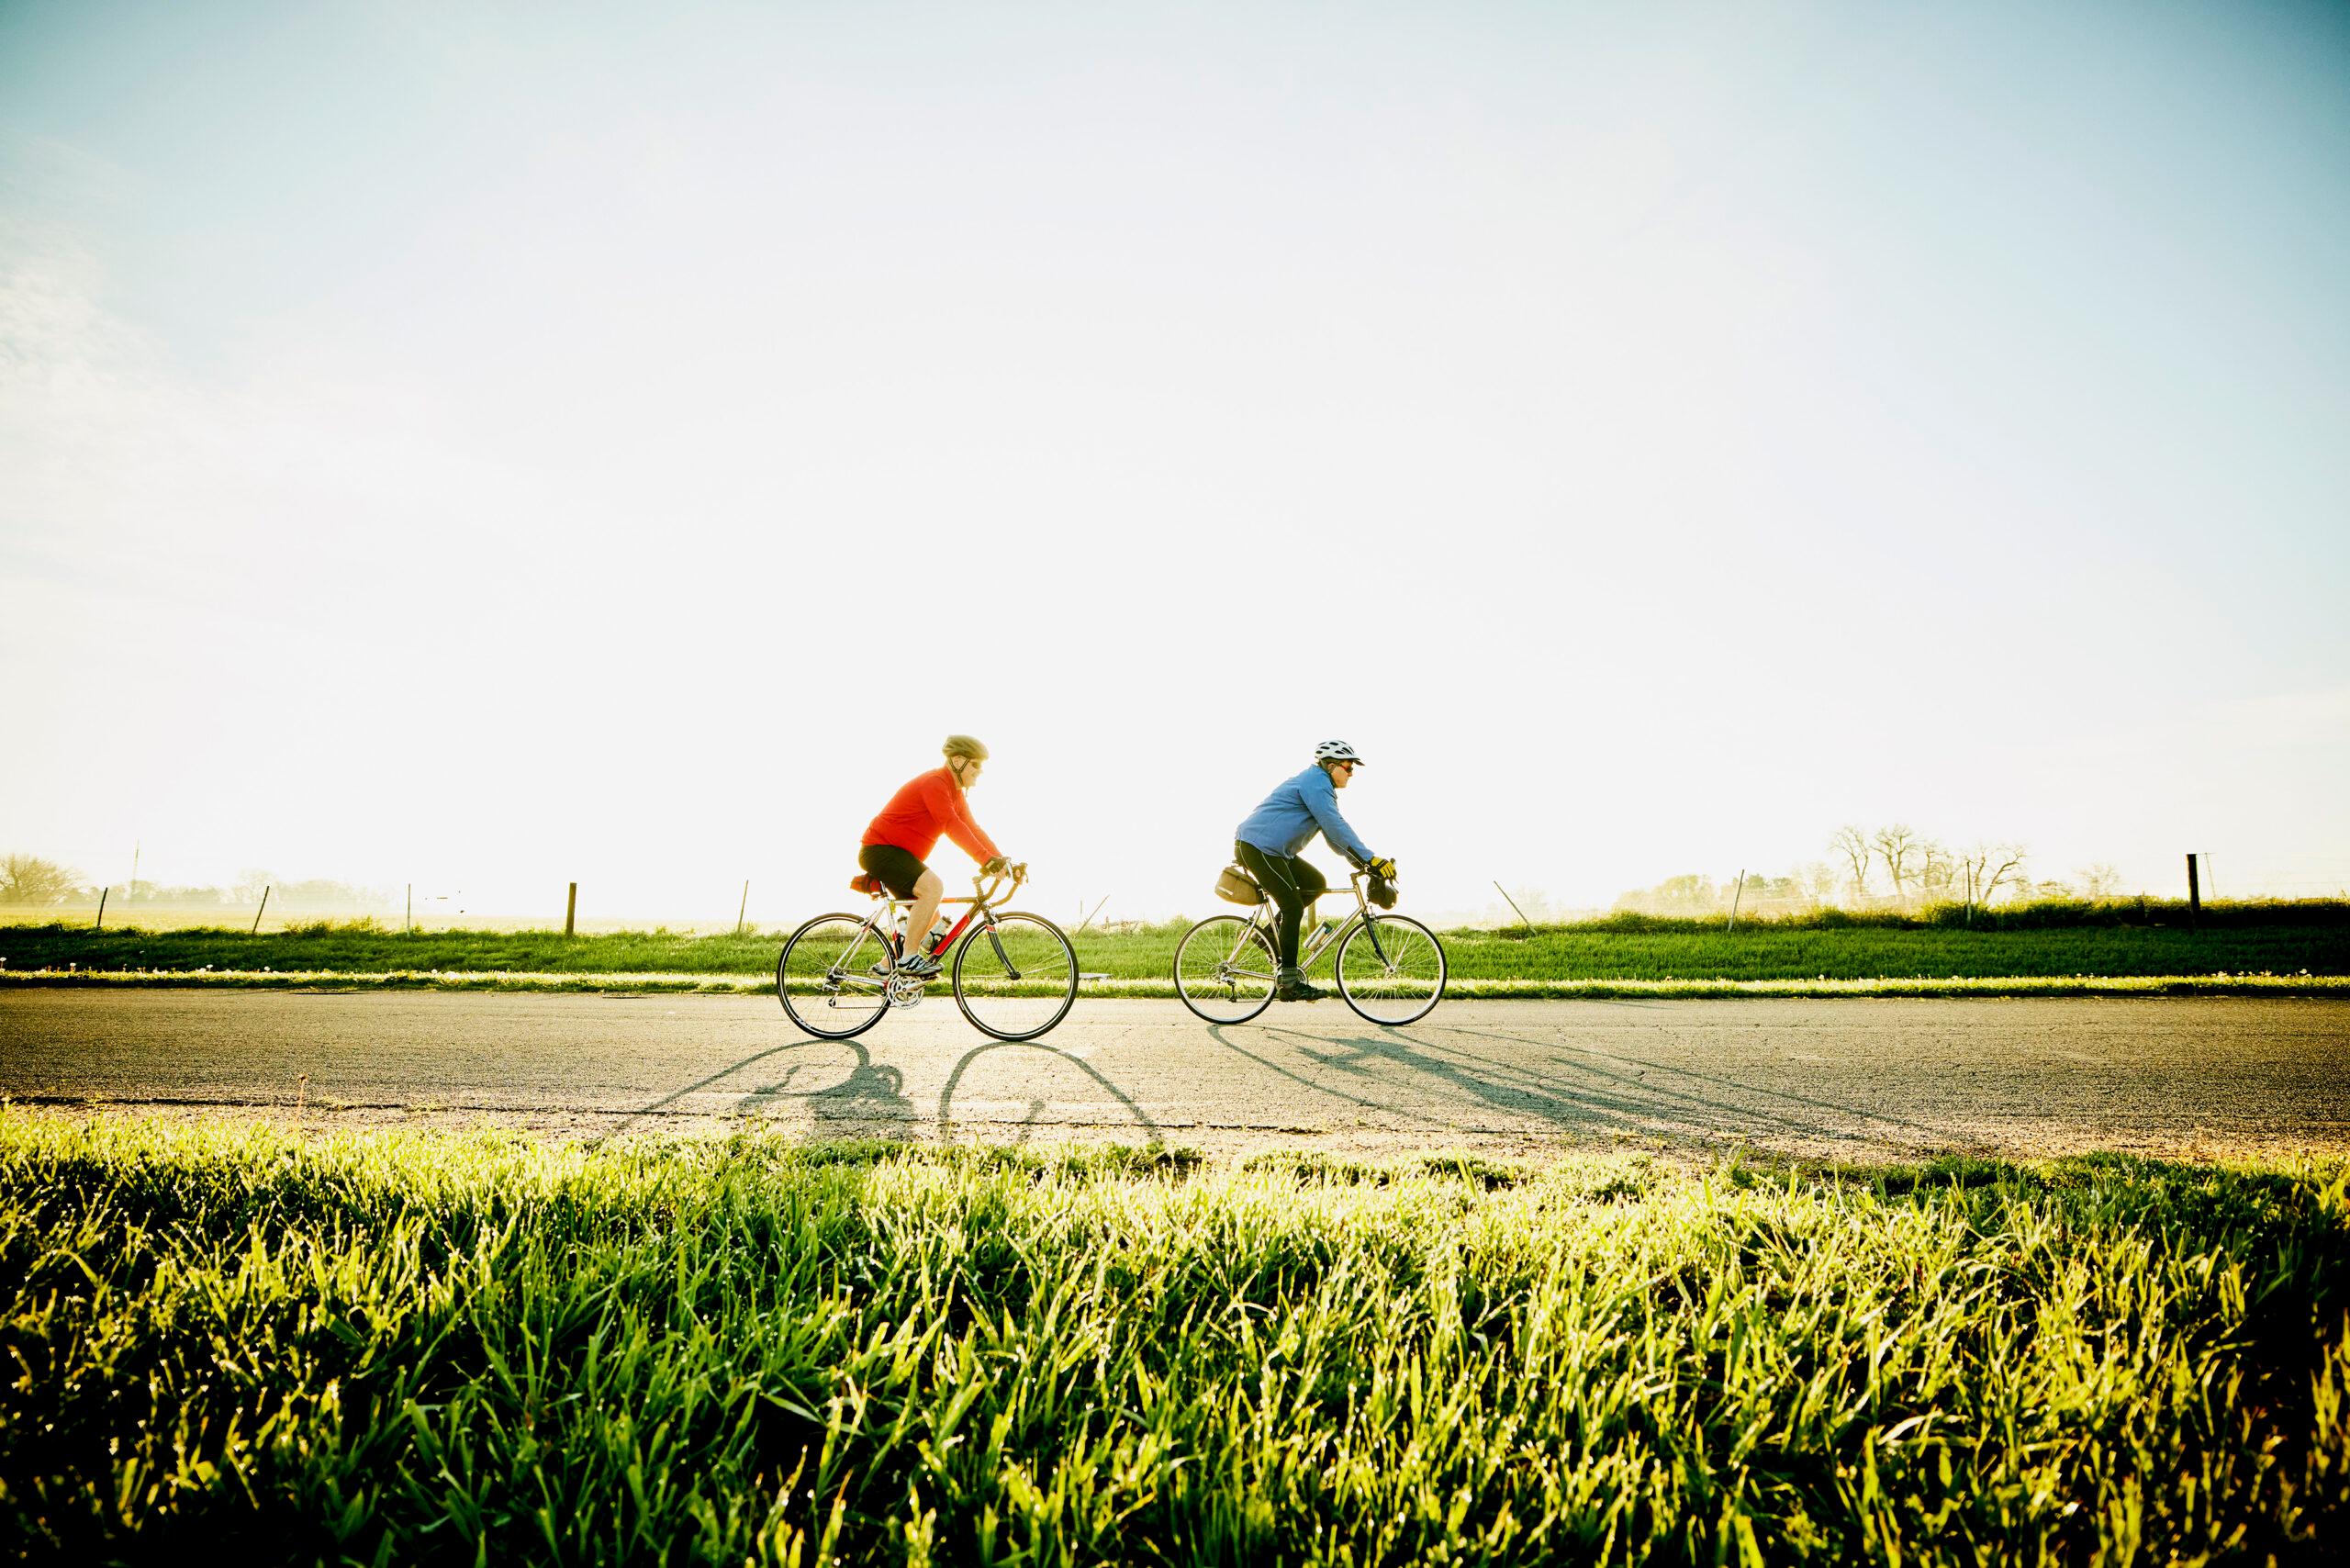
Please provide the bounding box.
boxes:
[777,912,893,1040]
[1335,913,1446,1025]
[1173,913,1278,1025]
[951,912,1080,1041]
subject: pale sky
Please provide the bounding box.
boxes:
[5,0,2347,924]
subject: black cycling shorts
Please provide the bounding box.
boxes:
[857,844,927,899]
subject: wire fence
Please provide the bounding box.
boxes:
[0,895,755,937]
[1472,854,2350,929]
[8,856,2350,935]
[2189,859,2350,902]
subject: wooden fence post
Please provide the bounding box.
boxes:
[1728,870,1746,931]
[252,885,270,935]
[565,882,578,938]
[735,879,749,936]
[94,887,108,931]
[2186,853,2200,928]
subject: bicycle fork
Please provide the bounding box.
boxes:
[979,918,1024,980]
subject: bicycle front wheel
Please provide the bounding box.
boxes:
[952,913,1079,1041]
[778,913,892,1039]
[1173,913,1277,1025]
[1336,914,1446,1025]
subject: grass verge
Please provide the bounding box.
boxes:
[3,967,2348,999]
[3,1118,2345,1563]
[5,902,2349,980]
[3,910,2345,992]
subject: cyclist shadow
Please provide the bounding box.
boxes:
[803,1047,915,1141]
[1204,1023,1458,1134]
[587,1036,914,1146]
[1427,1020,1944,1144]
[935,1039,1164,1151]
[1227,1018,1927,1149]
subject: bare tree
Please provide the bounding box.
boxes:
[1915,839,1955,902]
[2076,863,2125,900]
[1803,861,1839,906]
[1871,824,1920,901]
[0,854,82,905]
[1960,843,2029,910]
[1829,826,1873,903]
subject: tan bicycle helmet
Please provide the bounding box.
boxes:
[943,734,990,761]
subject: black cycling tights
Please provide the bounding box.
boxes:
[1234,841,1326,968]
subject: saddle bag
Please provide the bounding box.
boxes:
[1214,864,1263,905]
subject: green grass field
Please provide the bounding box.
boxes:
[3,901,2344,990]
[3,1120,2344,1563]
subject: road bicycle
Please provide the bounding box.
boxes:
[777,865,1079,1042]
[1173,867,1447,1025]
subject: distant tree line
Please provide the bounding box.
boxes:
[1615,827,2130,918]
[0,855,79,906]
[0,854,388,910]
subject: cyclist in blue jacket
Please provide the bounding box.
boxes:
[1235,740,1397,1002]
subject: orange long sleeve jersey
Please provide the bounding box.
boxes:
[861,767,1002,867]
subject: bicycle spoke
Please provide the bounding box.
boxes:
[953,914,1079,1040]
[778,913,893,1038]
[1335,913,1446,1025]
[1175,913,1277,1024]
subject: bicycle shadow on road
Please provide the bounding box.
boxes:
[1425,1018,1945,1144]
[585,1035,913,1147]
[934,1039,1164,1151]
[1214,1016,1941,1153]
[1204,1024,1458,1136]
[804,1048,915,1141]
[1221,1019,1707,1141]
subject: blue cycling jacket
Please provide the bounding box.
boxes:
[1236,766,1374,866]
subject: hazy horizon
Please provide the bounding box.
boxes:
[0,833,2329,932]
[6,0,2347,924]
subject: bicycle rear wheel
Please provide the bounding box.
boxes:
[952,913,1079,1041]
[778,913,892,1039]
[1335,913,1446,1025]
[1173,913,1277,1025]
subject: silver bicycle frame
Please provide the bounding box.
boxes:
[1218,870,1385,975]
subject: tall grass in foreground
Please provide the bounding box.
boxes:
[3,1125,2346,1565]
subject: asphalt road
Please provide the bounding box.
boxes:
[2,990,2344,1160]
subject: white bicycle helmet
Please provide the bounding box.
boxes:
[1313,739,1363,766]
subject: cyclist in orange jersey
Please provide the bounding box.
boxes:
[859,734,1013,978]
